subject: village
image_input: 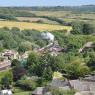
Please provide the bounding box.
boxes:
[0,32,95,95]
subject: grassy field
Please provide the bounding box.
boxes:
[0,21,72,31]
[32,11,71,18]
[14,91,31,95]
[31,11,95,25]
[0,69,10,82]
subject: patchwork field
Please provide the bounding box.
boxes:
[0,21,72,31]
[17,17,59,24]
[31,11,95,25]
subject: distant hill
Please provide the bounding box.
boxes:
[0,5,95,20]
[5,5,95,13]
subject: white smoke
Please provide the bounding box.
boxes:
[41,32,54,42]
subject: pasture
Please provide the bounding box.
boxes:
[31,11,95,25]
[0,21,72,31]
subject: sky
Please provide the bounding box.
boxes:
[0,0,95,6]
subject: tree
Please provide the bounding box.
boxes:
[83,23,95,34]
[64,62,90,79]
[51,54,65,71]
[1,71,13,89]
[12,66,26,81]
[11,27,20,32]
[42,66,53,81]
[72,21,84,34]
[16,79,37,90]
[87,53,95,70]
[18,44,27,54]
[11,59,20,67]
[18,41,32,54]
[27,52,40,67]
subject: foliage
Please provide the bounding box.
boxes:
[64,62,90,79]
[87,53,95,70]
[12,66,26,81]
[11,59,21,67]
[72,21,84,34]
[0,71,13,89]
[72,21,95,35]
[16,79,37,90]
[83,23,95,34]
[42,66,53,81]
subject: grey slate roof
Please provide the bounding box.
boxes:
[83,76,95,82]
[49,79,70,88]
[32,87,48,95]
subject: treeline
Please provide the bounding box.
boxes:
[0,14,17,20]
[0,8,36,20]
[5,5,95,13]
[38,16,71,25]
[0,27,47,50]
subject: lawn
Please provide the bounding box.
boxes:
[0,69,10,81]
[0,21,72,31]
[14,91,31,95]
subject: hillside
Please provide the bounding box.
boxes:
[0,6,95,95]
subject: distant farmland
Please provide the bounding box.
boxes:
[0,21,72,31]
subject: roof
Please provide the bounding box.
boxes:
[32,87,48,95]
[69,80,88,91]
[0,60,11,69]
[79,42,94,53]
[49,79,69,88]
[75,91,95,95]
[83,76,95,82]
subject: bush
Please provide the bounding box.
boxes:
[16,79,37,90]
[0,71,13,89]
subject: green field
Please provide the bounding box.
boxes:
[0,21,72,31]
[14,91,31,95]
[31,11,95,25]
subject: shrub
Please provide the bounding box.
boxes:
[16,79,37,90]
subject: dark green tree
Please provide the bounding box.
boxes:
[83,23,95,34]
[42,66,53,81]
[72,21,84,34]
[1,71,13,89]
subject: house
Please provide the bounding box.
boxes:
[37,41,66,56]
[32,87,49,95]
[1,50,19,60]
[0,89,12,95]
[79,42,94,53]
[0,60,11,71]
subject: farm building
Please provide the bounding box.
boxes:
[1,50,19,60]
